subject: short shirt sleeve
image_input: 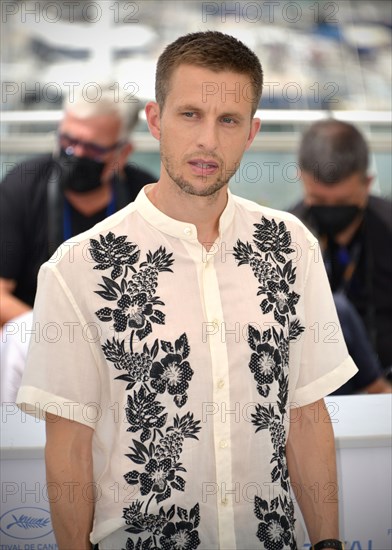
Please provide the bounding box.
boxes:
[16,262,102,427]
[292,239,358,406]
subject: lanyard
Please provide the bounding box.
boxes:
[63,190,116,241]
[321,221,377,349]
[321,235,362,292]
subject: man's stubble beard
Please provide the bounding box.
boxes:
[160,137,239,198]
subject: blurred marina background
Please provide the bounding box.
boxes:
[1,0,391,208]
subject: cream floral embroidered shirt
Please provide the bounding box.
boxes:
[17,187,357,549]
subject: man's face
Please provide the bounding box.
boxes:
[59,112,128,184]
[301,171,372,208]
[148,64,260,197]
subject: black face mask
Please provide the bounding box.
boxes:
[56,149,106,193]
[308,205,362,237]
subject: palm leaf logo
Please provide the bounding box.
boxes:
[6,514,50,530]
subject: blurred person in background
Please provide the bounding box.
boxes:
[0,84,155,326]
[0,85,155,403]
[291,119,392,393]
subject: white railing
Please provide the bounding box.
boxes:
[2,109,392,125]
[1,110,391,154]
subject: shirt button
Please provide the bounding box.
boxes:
[212,318,219,328]
[219,439,228,449]
[217,379,225,389]
[221,497,228,506]
[183,227,192,236]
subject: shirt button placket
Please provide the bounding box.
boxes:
[201,248,236,547]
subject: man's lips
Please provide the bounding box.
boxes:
[188,159,219,175]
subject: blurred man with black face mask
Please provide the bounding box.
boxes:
[0,85,155,326]
[291,119,392,390]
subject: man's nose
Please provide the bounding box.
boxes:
[71,143,88,157]
[196,120,219,151]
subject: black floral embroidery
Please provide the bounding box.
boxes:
[160,505,200,550]
[124,411,200,504]
[253,216,295,263]
[123,504,200,550]
[232,241,280,293]
[125,387,167,442]
[102,339,157,390]
[90,234,201,548]
[233,219,302,327]
[154,413,201,462]
[123,501,168,535]
[160,520,200,550]
[139,457,181,498]
[123,536,155,550]
[254,496,296,550]
[252,403,289,491]
[151,335,193,407]
[92,244,173,338]
[90,232,140,279]
[95,283,165,337]
[129,248,176,299]
[261,276,300,327]
[248,326,282,398]
[234,216,304,548]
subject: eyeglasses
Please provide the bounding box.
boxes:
[58,132,124,159]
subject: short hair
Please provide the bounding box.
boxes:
[298,119,369,184]
[155,31,263,116]
[62,84,140,140]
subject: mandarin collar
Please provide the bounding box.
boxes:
[134,184,235,242]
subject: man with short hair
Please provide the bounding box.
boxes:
[17,32,356,550]
[292,119,392,386]
[0,85,154,325]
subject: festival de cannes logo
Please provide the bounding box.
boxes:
[0,507,53,540]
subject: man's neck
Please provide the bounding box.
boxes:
[334,214,364,247]
[146,181,228,250]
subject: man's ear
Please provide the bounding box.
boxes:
[245,117,261,151]
[361,175,374,207]
[365,175,374,191]
[116,142,134,171]
[145,101,161,141]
